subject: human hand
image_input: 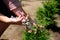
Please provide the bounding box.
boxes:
[10,16,23,22]
[9,15,28,25]
[0,15,24,23]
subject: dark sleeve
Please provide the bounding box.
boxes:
[3,0,21,10]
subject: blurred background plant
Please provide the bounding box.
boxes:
[36,0,59,26]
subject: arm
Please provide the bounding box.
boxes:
[12,7,27,17]
[3,0,35,30]
[0,14,23,23]
[0,15,11,23]
[3,0,27,17]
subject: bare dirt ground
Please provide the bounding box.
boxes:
[0,0,60,40]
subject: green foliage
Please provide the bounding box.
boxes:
[23,26,49,40]
[44,0,59,14]
[55,0,60,5]
[36,8,54,26]
[55,0,60,14]
[36,0,59,26]
[35,27,49,40]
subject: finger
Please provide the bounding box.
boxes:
[16,17,24,22]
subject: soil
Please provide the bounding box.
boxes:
[0,0,60,40]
